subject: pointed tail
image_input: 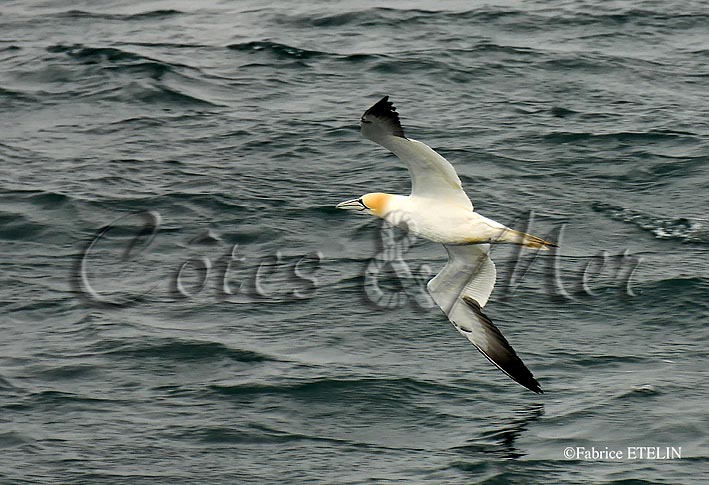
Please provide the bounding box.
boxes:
[502,229,558,250]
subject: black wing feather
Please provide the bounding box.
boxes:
[360,95,407,139]
[461,296,543,394]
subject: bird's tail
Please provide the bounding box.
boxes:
[500,229,558,250]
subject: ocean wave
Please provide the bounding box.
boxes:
[634,276,709,299]
[0,190,86,236]
[31,364,98,381]
[225,39,540,73]
[81,115,166,135]
[367,56,459,75]
[88,192,255,214]
[0,85,37,104]
[272,7,536,29]
[96,338,276,363]
[273,6,709,31]
[0,375,16,391]
[42,43,219,106]
[616,276,709,318]
[210,376,450,401]
[559,9,709,29]
[5,390,119,411]
[537,52,669,73]
[548,352,649,369]
[55,9,184,21]
[187,424,363,446]
[227,41,329,60]
[47,43,203,74]
[76,81,218,107]
[592,202,709,243]
[616,384,662,400]
[545,130,697,144]
[0,431,33,450]
[0,212,47,241]
[131,83,217,106]
[101,60,176,80]
[47,44,144,63]
[11,189,74,208]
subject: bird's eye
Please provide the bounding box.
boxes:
[358,198,369,209]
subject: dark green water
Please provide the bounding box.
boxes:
[1,1,708,483]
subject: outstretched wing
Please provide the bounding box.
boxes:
[427,244,543,394]
[360,96,473,211]
[427,244,497,312]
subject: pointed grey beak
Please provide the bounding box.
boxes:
[336,198,366,211]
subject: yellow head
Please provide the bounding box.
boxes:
[336,192,393,217]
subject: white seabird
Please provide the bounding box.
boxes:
[337,96,557,394]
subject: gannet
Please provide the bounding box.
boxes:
[337,96,557,394]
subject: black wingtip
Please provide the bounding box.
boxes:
[360,95,406,138]
[367,95,391,113]
[361,95,395,121]
[461,296,544,395]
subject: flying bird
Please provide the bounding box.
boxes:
[337,96,557,394]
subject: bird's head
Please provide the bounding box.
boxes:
[336,192,392,218]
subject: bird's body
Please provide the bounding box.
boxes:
[370,192,525,245]
[337,96,556,394]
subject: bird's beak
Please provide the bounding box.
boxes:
[336,198,366,211]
